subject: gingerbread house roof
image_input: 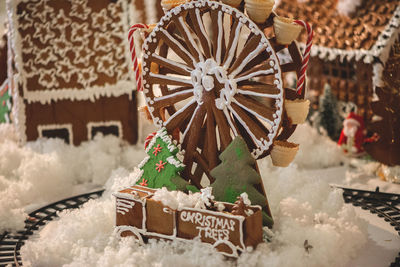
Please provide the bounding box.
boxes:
[275,0,400,65]
[7,0,135,104]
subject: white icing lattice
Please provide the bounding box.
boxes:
[142,0,284,159]
[7,0,134,104]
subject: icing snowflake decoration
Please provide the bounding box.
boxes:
[141,1,284,159]
[7,0,134,104]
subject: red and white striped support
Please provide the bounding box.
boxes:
[128,23,149,92]
[293,20,313,96]
[144,132,156,149]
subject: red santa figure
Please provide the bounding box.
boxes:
[338,112,366,155]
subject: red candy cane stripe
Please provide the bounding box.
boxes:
[144,132,156,149]
[294,20,313,96]
[128,24,149,92]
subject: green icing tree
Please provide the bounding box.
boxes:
[0,83,11,123]
[137,128,197,192]
[314,83,342,141]
[210,136,273,227]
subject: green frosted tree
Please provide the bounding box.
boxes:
[210,136,273,227]
[137,128,197,192]
[0,82,11,123]
[315,83,343,141]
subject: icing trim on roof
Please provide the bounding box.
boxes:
[7,0,136,104]
[300,5,400,65]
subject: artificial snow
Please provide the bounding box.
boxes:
[0,122,398,266]
[289,124,346,169]
[152,187,202,211]
[20,145,369,267]
[0,124,146,231]
[20,162,369,267]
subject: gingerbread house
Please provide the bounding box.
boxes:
[275,0,400,120]
[6,0,143,145]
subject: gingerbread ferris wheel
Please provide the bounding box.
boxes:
[129,0,314,188]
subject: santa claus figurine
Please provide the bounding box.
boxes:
[338,112,366,156]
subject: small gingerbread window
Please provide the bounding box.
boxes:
[87,121,123,140]
[38,124,73,144]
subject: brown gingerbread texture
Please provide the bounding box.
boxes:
[7,0,138,145]
[141,0,305,189]
[364,86,400,166]
[114,0,315,256]
[114,185,263,258]
[275,0,400,121]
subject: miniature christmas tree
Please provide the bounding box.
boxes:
[364,87,400,166]
[137,128,197,192]
[314,83,343,141]
[210,136,273,227]
[0,82,11,123]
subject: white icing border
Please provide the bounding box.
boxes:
[114,186,262,258]
[37,123,73,145]
[86,120,123,140]
[141,0,284,159]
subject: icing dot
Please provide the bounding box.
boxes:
[202,75,214,91]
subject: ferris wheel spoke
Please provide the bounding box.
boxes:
[159,29,195,68]
[228,35,264,77]
[231,98,274,127]
[181,105,201,141]
[193,150,215,183]
[237,83,281,98]
[150,54,192,76]
[229,103,270,145]
[269,37,286,53]
[182,106,207,155]
[210,9,226,65]
[234,94,276,122]
[173,15,204,62]
[235,65,275,83]
[211,104,232,150]
[189,9,212,58]
[240,51,270,74]
[234,106,273,143]
[163,100,197,132]
[149,73,192,87]
[223,19,242,69]
[235,59,274,80]
[153,89,193,109]
[205,104,218,170]
[280,62,297,73]
[288,42,303,76]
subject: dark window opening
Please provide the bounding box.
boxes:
[322,64,330,76]
[41,128,70,144]
[332,68,339,77]
[322,59,357,81]
[91,125,119,139]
